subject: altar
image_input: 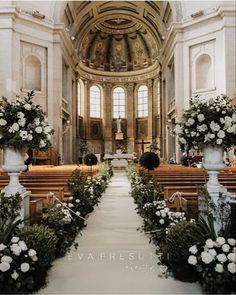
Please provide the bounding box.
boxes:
[104,153,133,169]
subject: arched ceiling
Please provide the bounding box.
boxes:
[63,1,172,74]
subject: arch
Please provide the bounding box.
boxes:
[195,53,213,90]
[24,55,41,91]
[137,84,148,118]
[113,86,126,119]
[90,85,101,118]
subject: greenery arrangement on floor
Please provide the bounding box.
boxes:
[128,164,236,294]
[0,161,113,294]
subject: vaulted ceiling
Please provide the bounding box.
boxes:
[63,1,172,73]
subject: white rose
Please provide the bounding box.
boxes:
[227,253,236,263]
[222,244,230,253]
[210,121,220,131]
[209,133,215,139]
[0,243,7,251]
[188,255,197,265]
[17,112,24,118]
[34,118,40,126]
[216,139,223,145]
[75,211,81,216]
[227,126,234,133]
[44,126,52,133]
[217,130,225,138]
[217,253,227,263]
[215,263,224,273]
[0,118,7,126]
[11,270,19,280]
[35,126,43,134]
[11,237,19,243]
[39,140,46,148]
[208,249,217,257]
[28,249,37,257]
[0,262,10,272]
[159,219,165,224]
[201,251,213,264]
[75,199,80,203]
[24,103,31,110]
[205,239,214,248]
[31,255,38,262]
[68,203,74,208]
[220,118,225,124]
[27,134,33,141]
[197,114,205,122]
[216,237,226,246]
[187,118,195,126]
[225,116,232,128]
[227,262,236,274]
[189,245,198,255]
[1,255,12,264]
[18,118,26,127]
[156,211,160,216]
[18,241,27,251]
[20,262,30,272]
[10,244,21,256]
[228,239,236,246]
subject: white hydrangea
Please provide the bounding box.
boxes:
[159,219,165,224]
[18,118,26,127]
[217,130,225,139]
[210,121,220,131]
[11,237,19,243]
[208,249,217,257]
[18,241,27,251]
[28,249,37,257]
[0,243,7,251]
[39,140,46,148]
[9,123,19,133]
[10,243,22,256]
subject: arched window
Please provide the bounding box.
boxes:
[90,85,101,118]
[24,55,41,91]
[113,87,126,118]
[137,85,148,117]
[195,54,212,90]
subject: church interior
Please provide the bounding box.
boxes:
[0,1,236,294]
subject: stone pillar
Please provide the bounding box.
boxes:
[103,83,112,153]
[84,80,90,140]
[147,79,154,141]
[126,83,135,153]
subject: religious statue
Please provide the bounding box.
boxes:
[116,116,122,133]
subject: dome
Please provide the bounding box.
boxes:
[78,16,159,72]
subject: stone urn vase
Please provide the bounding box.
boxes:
[2,147,27,195]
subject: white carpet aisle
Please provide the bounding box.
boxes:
[39,171,202,294]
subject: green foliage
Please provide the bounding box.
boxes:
[17,224,57,269]
[17,224,58,291]
[165,221,199,282]
[0,192,22,244]
[147,139,160,153]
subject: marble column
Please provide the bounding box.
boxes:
[126,83,135,153]
[103,83,112,153]
[147,80,154,141]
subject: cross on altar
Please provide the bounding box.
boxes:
[135,139,151,154]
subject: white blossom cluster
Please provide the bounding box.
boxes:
[174,95,236,150]
[0,92,54,150]
[188,237,236,275]
[0,237,37,281]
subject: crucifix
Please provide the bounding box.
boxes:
[135,139,151,154]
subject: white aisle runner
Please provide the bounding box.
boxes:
[39,171,202,294]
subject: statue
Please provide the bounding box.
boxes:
[116,116,122,133]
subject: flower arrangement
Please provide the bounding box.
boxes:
[174,95,236,151]
[0,91,54,151]
[0,237,38,294]
[188,237,236,293]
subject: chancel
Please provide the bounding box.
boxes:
[0,1,235,294]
